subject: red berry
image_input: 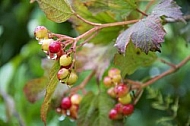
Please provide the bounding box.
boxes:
[61,97,72,110]
[109,108,120,120]
[122,104,134,115]
[114,84,129,98]
[49,41,62,53]
[114,103,123,113]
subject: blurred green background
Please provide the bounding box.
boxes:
[0,0,190,126]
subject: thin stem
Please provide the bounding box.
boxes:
[144,0,155,13]
[74,13,101,26]
[75,19,139,41]
[142,56,190,88]
[159,58,176,68]
[136,8,148,17]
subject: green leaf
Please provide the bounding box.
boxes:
[114,42,157,76]
[81,0,136,18]
[35,0,74,23]
[40,61,59,125]
[23,77,48,103]
[70,0,121,44]
[77,92,114,126]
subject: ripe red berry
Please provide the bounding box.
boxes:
[122,104,134,115]
[114,103,123,113]
[49,41,62,53]
[114,84,129,98]
[61,97,72,110]
[109,108,120,120]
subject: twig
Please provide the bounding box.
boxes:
[159,58,176,68]
[136,8,148,17]
[142,56,190,88]
[144,0,155,13]
[75,19,139,42]
[74,13,102,26]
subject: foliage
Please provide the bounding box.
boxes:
[0,0,190,126]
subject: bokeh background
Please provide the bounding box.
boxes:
[0,0,190,126]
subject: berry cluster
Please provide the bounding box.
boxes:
[56,94,82,120]
[34,26,78,85]
[103,68,134,120]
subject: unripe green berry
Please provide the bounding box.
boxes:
[112,74,122,84]
[67,72,78,85]
[118,93,132,105]
[108,68,121,78]
[59,54,72,67]
[34,26,49,40]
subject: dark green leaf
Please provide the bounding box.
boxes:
[35,0,74,23]
[114,42,157,76]
[77,92,114,126]
[40,61,59,125]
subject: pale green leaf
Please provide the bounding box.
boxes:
[77,92,114,126]
[40,61,59,125]
[114,42,157,76]
[35,0,74,23]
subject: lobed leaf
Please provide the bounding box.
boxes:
[77,92,114,126]
[151,0,184,21]
[40,61,60,125]
[114,42,157,76]
[35,0,74,23]
[23,77,48,103]
[115,15,166,54]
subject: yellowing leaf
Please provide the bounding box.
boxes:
[35,0,74,23]
[40,61,59,125]
[114,42,157,76]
